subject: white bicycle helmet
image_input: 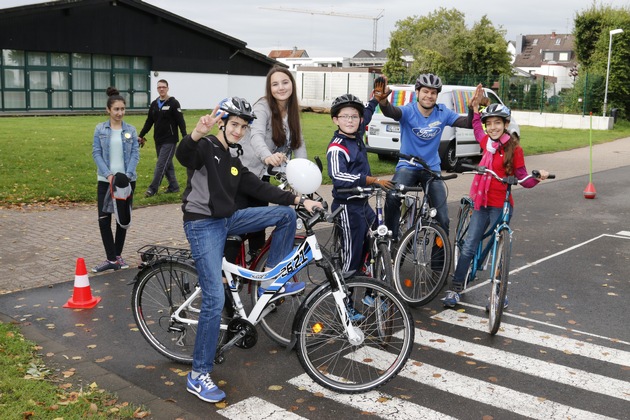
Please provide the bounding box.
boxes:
[217,97,256,124]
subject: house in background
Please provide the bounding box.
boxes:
[0,0,277,112]
[513,32,577,94]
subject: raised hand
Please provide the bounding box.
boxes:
[373,76,391,103]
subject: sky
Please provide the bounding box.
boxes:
[3,0,627,57]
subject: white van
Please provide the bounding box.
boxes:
[365,84,520,170]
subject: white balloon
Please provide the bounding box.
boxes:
[286,158,322,195]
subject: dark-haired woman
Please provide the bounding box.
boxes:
[91,87,140,272]
[239,66,307,255]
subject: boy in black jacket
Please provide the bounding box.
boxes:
[175,97,320,404]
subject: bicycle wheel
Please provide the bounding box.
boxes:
[393,221,451,306]
[295,277,414,393]
[374,242,394,285]
[132,261,231,364]
[488,229,510,335]
[250,240,310,347]
[453,197,473,269]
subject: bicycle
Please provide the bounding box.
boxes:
[453,164,555,334]
[392,152,457,307]
[131,204,415,393]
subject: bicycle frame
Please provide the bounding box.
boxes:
[464,195,513,289]
[169,207,361,352]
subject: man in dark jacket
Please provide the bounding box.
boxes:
[139,79,187,197]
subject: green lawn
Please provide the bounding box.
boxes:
[1,111,628,207]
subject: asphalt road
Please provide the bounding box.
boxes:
[1,166,628,419]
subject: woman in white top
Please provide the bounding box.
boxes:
[238,66,307,254]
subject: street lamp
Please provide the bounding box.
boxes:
[603,28,624,117]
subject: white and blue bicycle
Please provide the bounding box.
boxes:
[131,198,414,393]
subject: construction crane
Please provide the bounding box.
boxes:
[260,6,384,51]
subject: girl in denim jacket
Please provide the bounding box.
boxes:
[91,87,140,272]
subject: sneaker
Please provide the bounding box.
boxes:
[486,296,509,312]
[144,189,156,198]
[92,260,120,273]
[116,256,129,269]
[186,372,225,403]
[257,281,306,299]
[165,187,180,194]
[346,306,365,321]
[362,295,388,311]
[441,290,461,308]
[362,295,375,306]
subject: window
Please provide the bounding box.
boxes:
[544,52,554,61]
[532,39,538,46]
[559,52,569,61]
[555,39,561,45]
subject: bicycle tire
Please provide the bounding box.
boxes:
[295,276,414,393]
[488,229,510,335]
[393,221,451,306]
[250,241,310,347]
[131,261,230,364]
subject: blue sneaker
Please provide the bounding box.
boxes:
[486,296,509,312]
[346,306,365,321]
[257,281,305,299]
[441,290,460,308]
[362,295,388,311]
[187,372,225,403]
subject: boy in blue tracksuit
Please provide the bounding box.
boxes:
[326,94,393,319]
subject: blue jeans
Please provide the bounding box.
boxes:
[452,205,512,287]
[183,205,296,374]
[385,167,449,238]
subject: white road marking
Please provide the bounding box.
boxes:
[433,310,630,366]
[288,373,456,420]
[415,329,630,401]
[217,396,306,419]
[348,347,617,420]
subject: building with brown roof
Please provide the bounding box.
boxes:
[513,32,577,92]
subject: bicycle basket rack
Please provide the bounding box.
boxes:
[137,244,193,265]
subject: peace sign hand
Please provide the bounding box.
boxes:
[192,106,225,141]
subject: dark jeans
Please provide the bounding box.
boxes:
[148,142,178,193]
[385,167,449,238]
[97,180,135,261]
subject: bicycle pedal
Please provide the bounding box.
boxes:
[168,325,185,333]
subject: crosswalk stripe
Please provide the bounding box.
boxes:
[433,310,630,366]
[348,347,617,420]
[288,373,456,420]
[217,396,306,419]
[415,329,630,401]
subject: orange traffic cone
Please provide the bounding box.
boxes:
[64,258,101,309]
[583,182,596,199]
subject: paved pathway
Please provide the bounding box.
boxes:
[1,137,629,294]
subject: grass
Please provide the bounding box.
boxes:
[0,320,147,419]
[0,111,629,207]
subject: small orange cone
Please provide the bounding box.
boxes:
[583,182,596,199]
[64,258,101,309]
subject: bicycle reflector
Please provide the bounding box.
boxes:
[312,322,324,334]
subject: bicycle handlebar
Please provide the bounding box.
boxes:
[461,164,556,184]
[396,152,458,181]
[337,183,424,199]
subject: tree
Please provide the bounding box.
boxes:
[389,8,466,77]
[382,37,407,83]
[573,4,630,118]
[387,8,511,84]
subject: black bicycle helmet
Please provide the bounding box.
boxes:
[481,103,511,123]
[415,73,443,93]
[218,97,256,124]
[330,94,365,118]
